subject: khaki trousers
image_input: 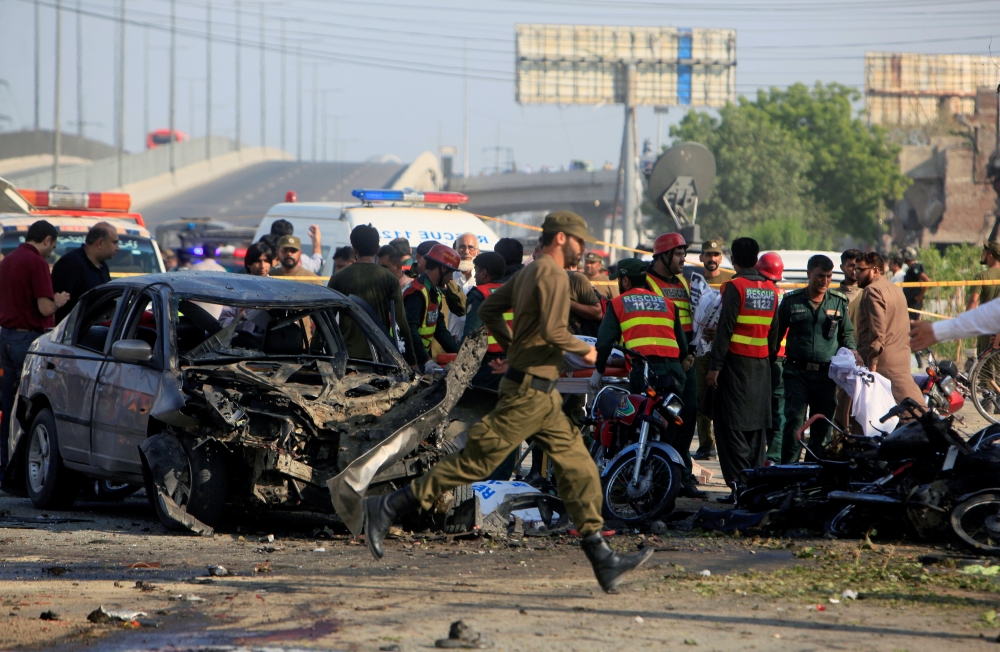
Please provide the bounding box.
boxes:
[411,376,604,537]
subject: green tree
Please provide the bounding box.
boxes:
[660,103,834,249]
[746,83,910,241]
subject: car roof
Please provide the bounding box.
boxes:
[109,271,346,304]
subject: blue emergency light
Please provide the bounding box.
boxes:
[351,189,468,204]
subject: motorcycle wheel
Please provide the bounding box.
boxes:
[951,492,1000,555]
[826,505,880,539]
[969,348,1000,425]
[601,448,681,526]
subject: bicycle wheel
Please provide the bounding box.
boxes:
[969,347,1000,425]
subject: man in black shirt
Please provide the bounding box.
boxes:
[51,222,118,323]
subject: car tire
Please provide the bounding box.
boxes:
[146,438,228,531]
[24,408,81,509]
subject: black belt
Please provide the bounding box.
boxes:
[0,327,42,334]
[504,367,558,393]
[785,358,830,372]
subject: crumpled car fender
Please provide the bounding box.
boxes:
[327,329,487,536]
[139,433,214,536]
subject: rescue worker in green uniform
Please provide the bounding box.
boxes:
[590,257,690,398]
[770,254,859,463]
[403,244,461,372]
[363,211,655,594]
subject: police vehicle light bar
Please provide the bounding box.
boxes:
[20,189,131,212]
[351,189,468,204]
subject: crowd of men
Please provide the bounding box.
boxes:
[6,208,1000,594]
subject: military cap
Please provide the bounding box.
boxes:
[584,252,604,263]
[701,239,723,254]
[277,235,302,251]
[541,210,595,243]
[609,257,648,279]
[985,241,1000,259]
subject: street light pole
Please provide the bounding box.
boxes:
[311,65,318,162]
[235,0,241,151]
[169,0,176,175]
[296,47,302,162]
[280,18,286,152]
[143,26,149,141]
[53,0,62,185]
[34,0,40,131]
[116,0,125,187]
[76,0,83,138]
[205,0,211,159]
[463,39,469,178]
[259,2,265,148]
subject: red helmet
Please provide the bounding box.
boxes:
[652,232,687,257]
[426,243,461,271]
[756,252,784,282]
[285,190,298,203]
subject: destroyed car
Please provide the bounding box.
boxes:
[2,272,484,534]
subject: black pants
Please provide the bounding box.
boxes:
[781,365,837,463]
[714,422,766,490]
[0,329,40,470]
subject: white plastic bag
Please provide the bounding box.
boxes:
[828,347,899,436]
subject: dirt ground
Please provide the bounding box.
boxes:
[2,402,999,651]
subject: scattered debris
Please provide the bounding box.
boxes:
[43,566,68,576]
[262,534,275,543]
[207,565,230,577]
[134,580,156,591]
[127,562,162,570]
[829,598,840,604]
[699,570,712,577]
[634,615,644,623]
[650,520,667,535]
[168,594,205,602]
[39,611,60,620]
[87,606,147,624]
[435,620,489,649]
[380,646,402,652]
[842,589,858,600]
[963,565,1000,576]
[313,547,326,553]
[253,561,273,574]
[683,639,698,645]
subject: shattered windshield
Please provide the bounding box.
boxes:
[172,298,402,372]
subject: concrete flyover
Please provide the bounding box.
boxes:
[447,169,618,232]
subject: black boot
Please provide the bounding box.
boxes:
[679,480,709,500]
[363,485,418,560]
[580,533,655,593]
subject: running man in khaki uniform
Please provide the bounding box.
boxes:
[363,211,655,593]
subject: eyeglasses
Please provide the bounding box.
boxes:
[856,266,873,272]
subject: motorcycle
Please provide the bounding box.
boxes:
[583,345,687,526]
[913,349,965,416]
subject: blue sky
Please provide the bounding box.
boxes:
[1,0,996,171]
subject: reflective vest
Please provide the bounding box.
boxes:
[611,289,680,365]
[777,287,787,358]
[403,279,440,352]
[477,282,505,353]
[727,276,778,358]
[647,272,693,334]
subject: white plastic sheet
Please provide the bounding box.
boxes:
[828,347,899,436]
[471,480,560,527]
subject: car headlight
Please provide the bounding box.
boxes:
[939,376,956,396]
[664,396,683,418]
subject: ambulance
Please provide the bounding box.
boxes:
[254,189,501,276]
[0,178,165,274]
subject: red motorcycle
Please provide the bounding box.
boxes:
[913,349,965,415]
[585,346,687,526]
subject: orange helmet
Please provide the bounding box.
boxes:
[756,252,784,282]
[652,232,687,257]
[425,243,461,271]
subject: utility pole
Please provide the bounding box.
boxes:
[321,91,327,161]
[259,2,265,148]
[75,0,83,137]
[53,0,62,185]
[205,0,211,159]
[169,0,176,174]
[463,39,469,178]
[34,0,40,131]
[235,0,241,150]
[296,47,302,161]
[621,63,638,252]
[116,0,125,187]
[143,26,149,142]
[280,18,286,152]
[311,65,318,161]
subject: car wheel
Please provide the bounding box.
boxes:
[146,438,228,531]
[94,480,140,501]
[24,408,81,509]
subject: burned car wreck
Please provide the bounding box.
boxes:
[2,273,485,534]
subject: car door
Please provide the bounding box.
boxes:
[90,289,163,478]
[46,286,127,465]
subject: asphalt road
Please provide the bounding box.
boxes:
[138,160,405,230]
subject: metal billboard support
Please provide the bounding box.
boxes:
[622,63,638,252]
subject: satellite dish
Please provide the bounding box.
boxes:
[647,142,716,228]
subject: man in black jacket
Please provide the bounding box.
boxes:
[51,222,118,323]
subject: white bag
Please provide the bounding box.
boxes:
[828,347,899,436]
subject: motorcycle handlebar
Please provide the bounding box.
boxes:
[879,397,923,423]
[613,344,650,363]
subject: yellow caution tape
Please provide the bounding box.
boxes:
[473,213,653,255]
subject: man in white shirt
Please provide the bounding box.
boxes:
[911,297,1000,349]
[448,232,480,341]
[298,224,326,274]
